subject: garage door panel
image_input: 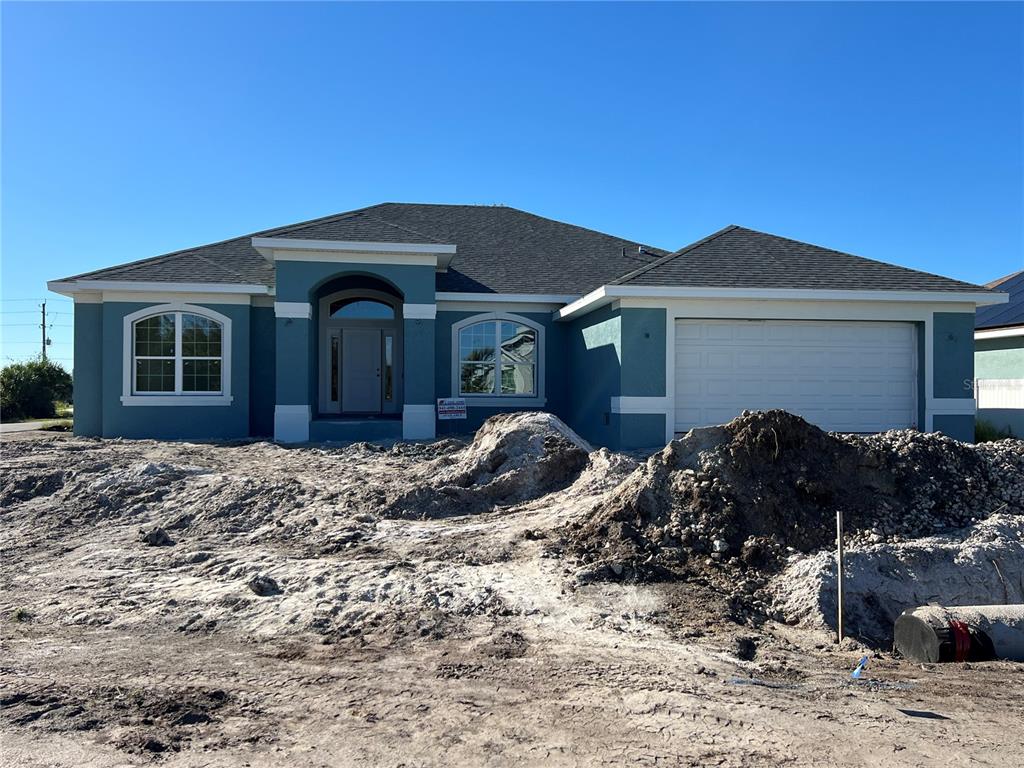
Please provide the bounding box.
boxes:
[675,319,917,433]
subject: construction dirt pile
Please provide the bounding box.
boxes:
[564,410,1024,588]
[382,412,593,518]
[770,513,1024,646]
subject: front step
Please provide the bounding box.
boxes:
[308,418,403,443]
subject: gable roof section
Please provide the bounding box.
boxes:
[976,269,1024,329]
[54,203,667,295]
[613,225,989,293]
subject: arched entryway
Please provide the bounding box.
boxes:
[316,276,403,416]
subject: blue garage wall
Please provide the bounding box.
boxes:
[434,309,568,433]
[100,301,251,439]
[933,312,975,399]
[567,304,621,447]
[933,414,974,442]
[72,302,103,437]
[620,308,666,397]
[250,305,275,436]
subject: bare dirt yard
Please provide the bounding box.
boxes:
[2,412,1023,767]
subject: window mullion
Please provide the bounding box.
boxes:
[174,312,183,394]
[493,321,500,394]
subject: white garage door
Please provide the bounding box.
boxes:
[674,319,917,434]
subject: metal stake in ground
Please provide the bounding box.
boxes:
[836,509,845,644]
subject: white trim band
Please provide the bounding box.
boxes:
[252,237,456,255]
[927,398,977,416]
[403,404,436,440]
[403,303,437,320]
[275,302,312,319]
[976,326,1024,340]
[610,396,671,414]
[274,405,311,443]
[49,279,270,297]
[557,285,1009,321]
[436,292,578,304]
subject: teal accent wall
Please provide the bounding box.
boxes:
[249,305,275,436]
[100,302,251,439]
[565,305,668,449]
[933,312,975,399]
[932,414,974,442]
[275,261,435,303]
[567,304,621,447]
[275,317,310,406]
[405,318,436,405]
[617,413,667,449]
[434,310,568,432]
[73,302,103,436]
[621,308,666,397]
[975,336,1024,379]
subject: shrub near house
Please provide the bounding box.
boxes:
[0,358,72,421]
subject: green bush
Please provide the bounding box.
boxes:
[0,358,72,421]
[975,418,1013,443]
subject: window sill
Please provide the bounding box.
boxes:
[120,394,234,407]
[460,395,546,408]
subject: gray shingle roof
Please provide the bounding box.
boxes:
[614,225,989,293]
[56,203,666,295]
[976,270,1024,329]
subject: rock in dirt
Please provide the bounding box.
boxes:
[247,575,281,596]
[384,412,592,518]
[139,526,173,546]
[565,410,1024,583]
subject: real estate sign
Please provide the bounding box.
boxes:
[437,398,467,420]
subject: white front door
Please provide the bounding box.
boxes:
[342,328,382,413]
[674,319,917,433]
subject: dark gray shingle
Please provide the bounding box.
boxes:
[56,203,666,295]
[615,225,989,293]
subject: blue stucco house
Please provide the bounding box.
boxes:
[49,204,1007,447]
[975,270,1023,436]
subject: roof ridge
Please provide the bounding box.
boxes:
[609,225,739,285]
[729,226,989,291]
[496,205,668,254]
[357,211,445,244]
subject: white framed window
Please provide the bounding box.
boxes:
[451,312,545,406]
[121,303,233,406]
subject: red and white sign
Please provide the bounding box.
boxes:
[437,398,467,420]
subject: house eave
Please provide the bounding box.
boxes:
[555,285,1009,321]
[47,279,272,299]
[251,237,457,271]
[975,325,1024,340]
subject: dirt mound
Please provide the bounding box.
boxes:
[769,514,1024,645]
[383,412,592,518]
[565,410,1024,583]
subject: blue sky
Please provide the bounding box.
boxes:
[2,1,1022,368]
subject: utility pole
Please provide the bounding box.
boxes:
[40,301,47,361]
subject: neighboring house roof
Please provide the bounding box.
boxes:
[55,203,667,295]
[976,270,1024,330]
[613,225,988,293]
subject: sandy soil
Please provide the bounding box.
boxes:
[2,427,1023,767]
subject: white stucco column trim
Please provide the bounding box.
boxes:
[274,302,312,319]
[403,404,436,440]
[274,405,310,442]
[404,303,437,320]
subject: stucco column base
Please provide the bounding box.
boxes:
[403,404,436,440]
[275,405,311,442]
